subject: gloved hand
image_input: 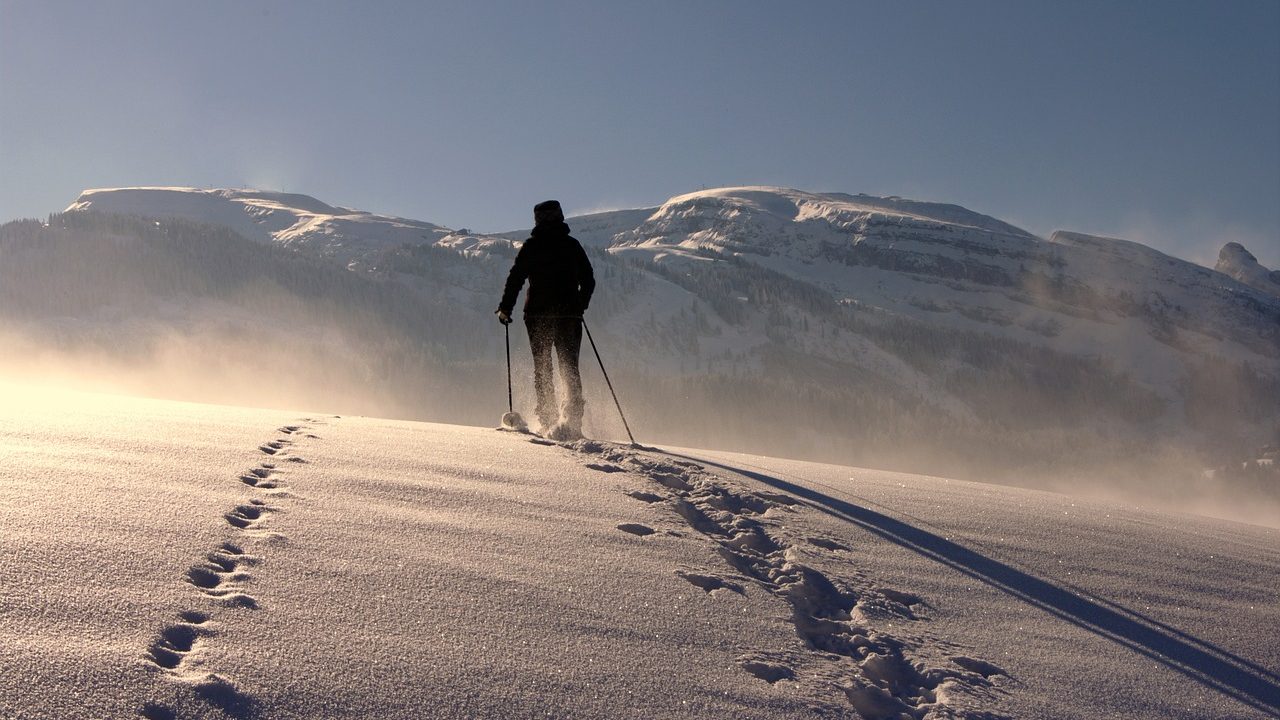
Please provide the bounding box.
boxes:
[496,309,512,325]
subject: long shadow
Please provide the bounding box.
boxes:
[668,451,1280,718]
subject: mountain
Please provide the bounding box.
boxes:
[3,185,1276,505]
[3,387,1278,719]
[66,187,451,266]
[1217,241,1280,297]
[604,188,1277,386]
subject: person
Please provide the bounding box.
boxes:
[496,200,595,439]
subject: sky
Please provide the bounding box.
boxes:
[1,0,1277,268]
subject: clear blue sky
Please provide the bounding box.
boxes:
[2,0,1277,267]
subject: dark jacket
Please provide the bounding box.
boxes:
[498,221,595,317]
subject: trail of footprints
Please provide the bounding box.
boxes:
[140,421,326,719]
[564,438,1010,720]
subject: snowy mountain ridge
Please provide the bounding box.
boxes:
[1217,241,1280,297]
[58,184,1280,372]
[67,185,1274,312]
[67,187,451,265]
[64,184,1262,292]
[631,186,1038,246]
[586,187,1278,387]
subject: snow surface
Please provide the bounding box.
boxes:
[2,386,1277,719]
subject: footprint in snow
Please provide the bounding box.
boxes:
[147,624,199,670]
[585,462,624,473]
[877,587,924,607]
[651,473,692,491]
[187,562,257,608]
[626,490,664,503]
[239,464,287,490]
[224,503,268,529]
[739,658,795,684]
[187,565,226,591]
[259,440,289,456]
[139,703,176,719]
[616,523,656,536]
[950,655,1007,678]
[808,537,851,552]
[145,610,210,671]
[676,570,745,595]
[192,673,260,717]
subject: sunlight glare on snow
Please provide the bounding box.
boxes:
[1,379,134,417]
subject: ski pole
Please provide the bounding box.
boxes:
[505,321,514,415]
[582,319,637,447]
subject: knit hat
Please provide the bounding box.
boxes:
[533,200,564,227]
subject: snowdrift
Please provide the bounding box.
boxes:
[1,386,1276,719]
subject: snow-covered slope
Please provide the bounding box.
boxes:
[599,188,1277,376]
[2,387,1277,719]
[1218,242,1280,297]
[542,206,659,248]
[578,188,1279,443]
[66,187,451,265]
[611,186,1036,258]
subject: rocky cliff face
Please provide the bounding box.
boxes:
[1216,242,1280,297]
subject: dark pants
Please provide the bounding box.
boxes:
[525,315,584,429]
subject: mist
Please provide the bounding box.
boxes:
[0,321,426,422]
[5,313,1276,530]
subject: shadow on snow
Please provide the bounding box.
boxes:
[667,451,1280,718]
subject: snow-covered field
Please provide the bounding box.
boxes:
[2,385,1277,719]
